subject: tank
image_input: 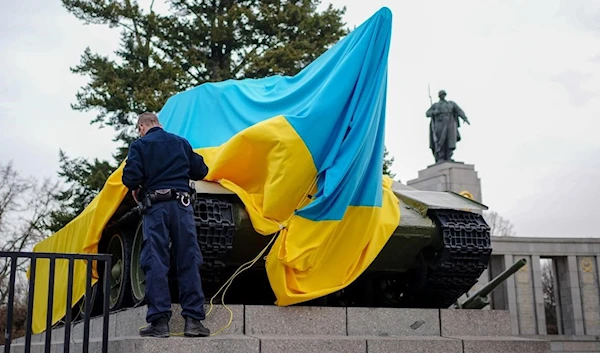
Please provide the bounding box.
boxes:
[91,177,492,314]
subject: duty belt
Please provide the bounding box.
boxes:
[148,189,191,206]
[138,188,192,214]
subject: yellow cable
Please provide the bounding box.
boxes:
[140,177,318,337]
[205,177,317,336]
[137,241,275,337]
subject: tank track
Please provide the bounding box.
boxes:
[408,209,492,308]
[192,197,235,285]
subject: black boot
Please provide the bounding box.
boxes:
[184,317,210,337]
[139,317,170,338]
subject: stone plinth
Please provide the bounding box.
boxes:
[5,305,551,353]
[407,161,483,203]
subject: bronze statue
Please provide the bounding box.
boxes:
[426,89,470,163]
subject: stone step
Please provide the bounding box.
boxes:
[10,303,244,344]
[244,305,347,335]
[366,336,550,353]
[455,336,551,353]
[4,304,551,353]
[6,336,259,353]
[6,335,551,353]
[244,305,513,337]
[11,304,514,343]
[254,335,461,353]
[548,339,600,352]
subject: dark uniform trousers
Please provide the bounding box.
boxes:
[140,197,206,323]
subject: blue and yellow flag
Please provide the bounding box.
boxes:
[30,6,399,333]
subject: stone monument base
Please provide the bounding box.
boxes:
[6,304,551,353]
[407,161,483,203]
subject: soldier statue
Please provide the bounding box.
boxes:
[426,90,470,163]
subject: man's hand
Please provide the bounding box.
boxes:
[132,189,140,203]
[463,117,471,125]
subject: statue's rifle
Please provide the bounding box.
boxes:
[428,84,438,148]
[428,84,433,106]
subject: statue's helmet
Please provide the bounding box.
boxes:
[438,90,447,98]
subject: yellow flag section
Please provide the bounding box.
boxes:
[196,115,401,305]
[197,115,318,236]
[30,167,128,333]
[266,176,400,305]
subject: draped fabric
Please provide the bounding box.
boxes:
[30,7,399,333]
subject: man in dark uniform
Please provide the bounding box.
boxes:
[122,112,210,338]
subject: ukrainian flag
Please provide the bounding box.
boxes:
[29,6,399,332]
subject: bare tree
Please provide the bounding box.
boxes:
[0,161,59,343]
[483,211,516,237]
[541,259,558,334]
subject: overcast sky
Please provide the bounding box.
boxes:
[1,0,599,238]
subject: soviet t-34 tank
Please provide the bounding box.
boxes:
[29,8,495,333]
[95,177,491,313]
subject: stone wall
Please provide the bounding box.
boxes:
[487,237,600,339]
[577,256,600,335]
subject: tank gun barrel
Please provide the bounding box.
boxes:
[456,258,527,309]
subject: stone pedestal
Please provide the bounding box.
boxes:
[406,161,483,203]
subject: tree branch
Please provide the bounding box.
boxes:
[231,44,260,77]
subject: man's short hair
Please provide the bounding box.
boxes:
[137,112,160,126]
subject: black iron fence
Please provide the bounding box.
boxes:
[1,251,112,353]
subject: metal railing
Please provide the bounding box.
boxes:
[1,251,112,353]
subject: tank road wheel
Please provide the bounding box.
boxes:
[72,282,99,321]
[106,233,133,311]
[130,221,146,305]
[376,253,429,307]
[374,276,405,306]
[131,221,178,305]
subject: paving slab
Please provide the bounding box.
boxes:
[115,335,260,353]
[441,309,512,336]
[6,336,259,353]
[453,336,551,353]
[347,307,440,336]
[244,305,346,335]
[256,335,366,353]
[366,336,463,353]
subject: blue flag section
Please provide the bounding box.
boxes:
[159,6,393,221]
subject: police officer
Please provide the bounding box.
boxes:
[122,112,210,338]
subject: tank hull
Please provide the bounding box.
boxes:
[95,179,491,313]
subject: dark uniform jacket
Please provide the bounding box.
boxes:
[122,126,209,196]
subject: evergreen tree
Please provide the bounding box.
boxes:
[49,0,349,231]
[383,146,395,178]
[47,150,117,233]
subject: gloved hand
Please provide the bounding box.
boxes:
[132,188,141,203]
